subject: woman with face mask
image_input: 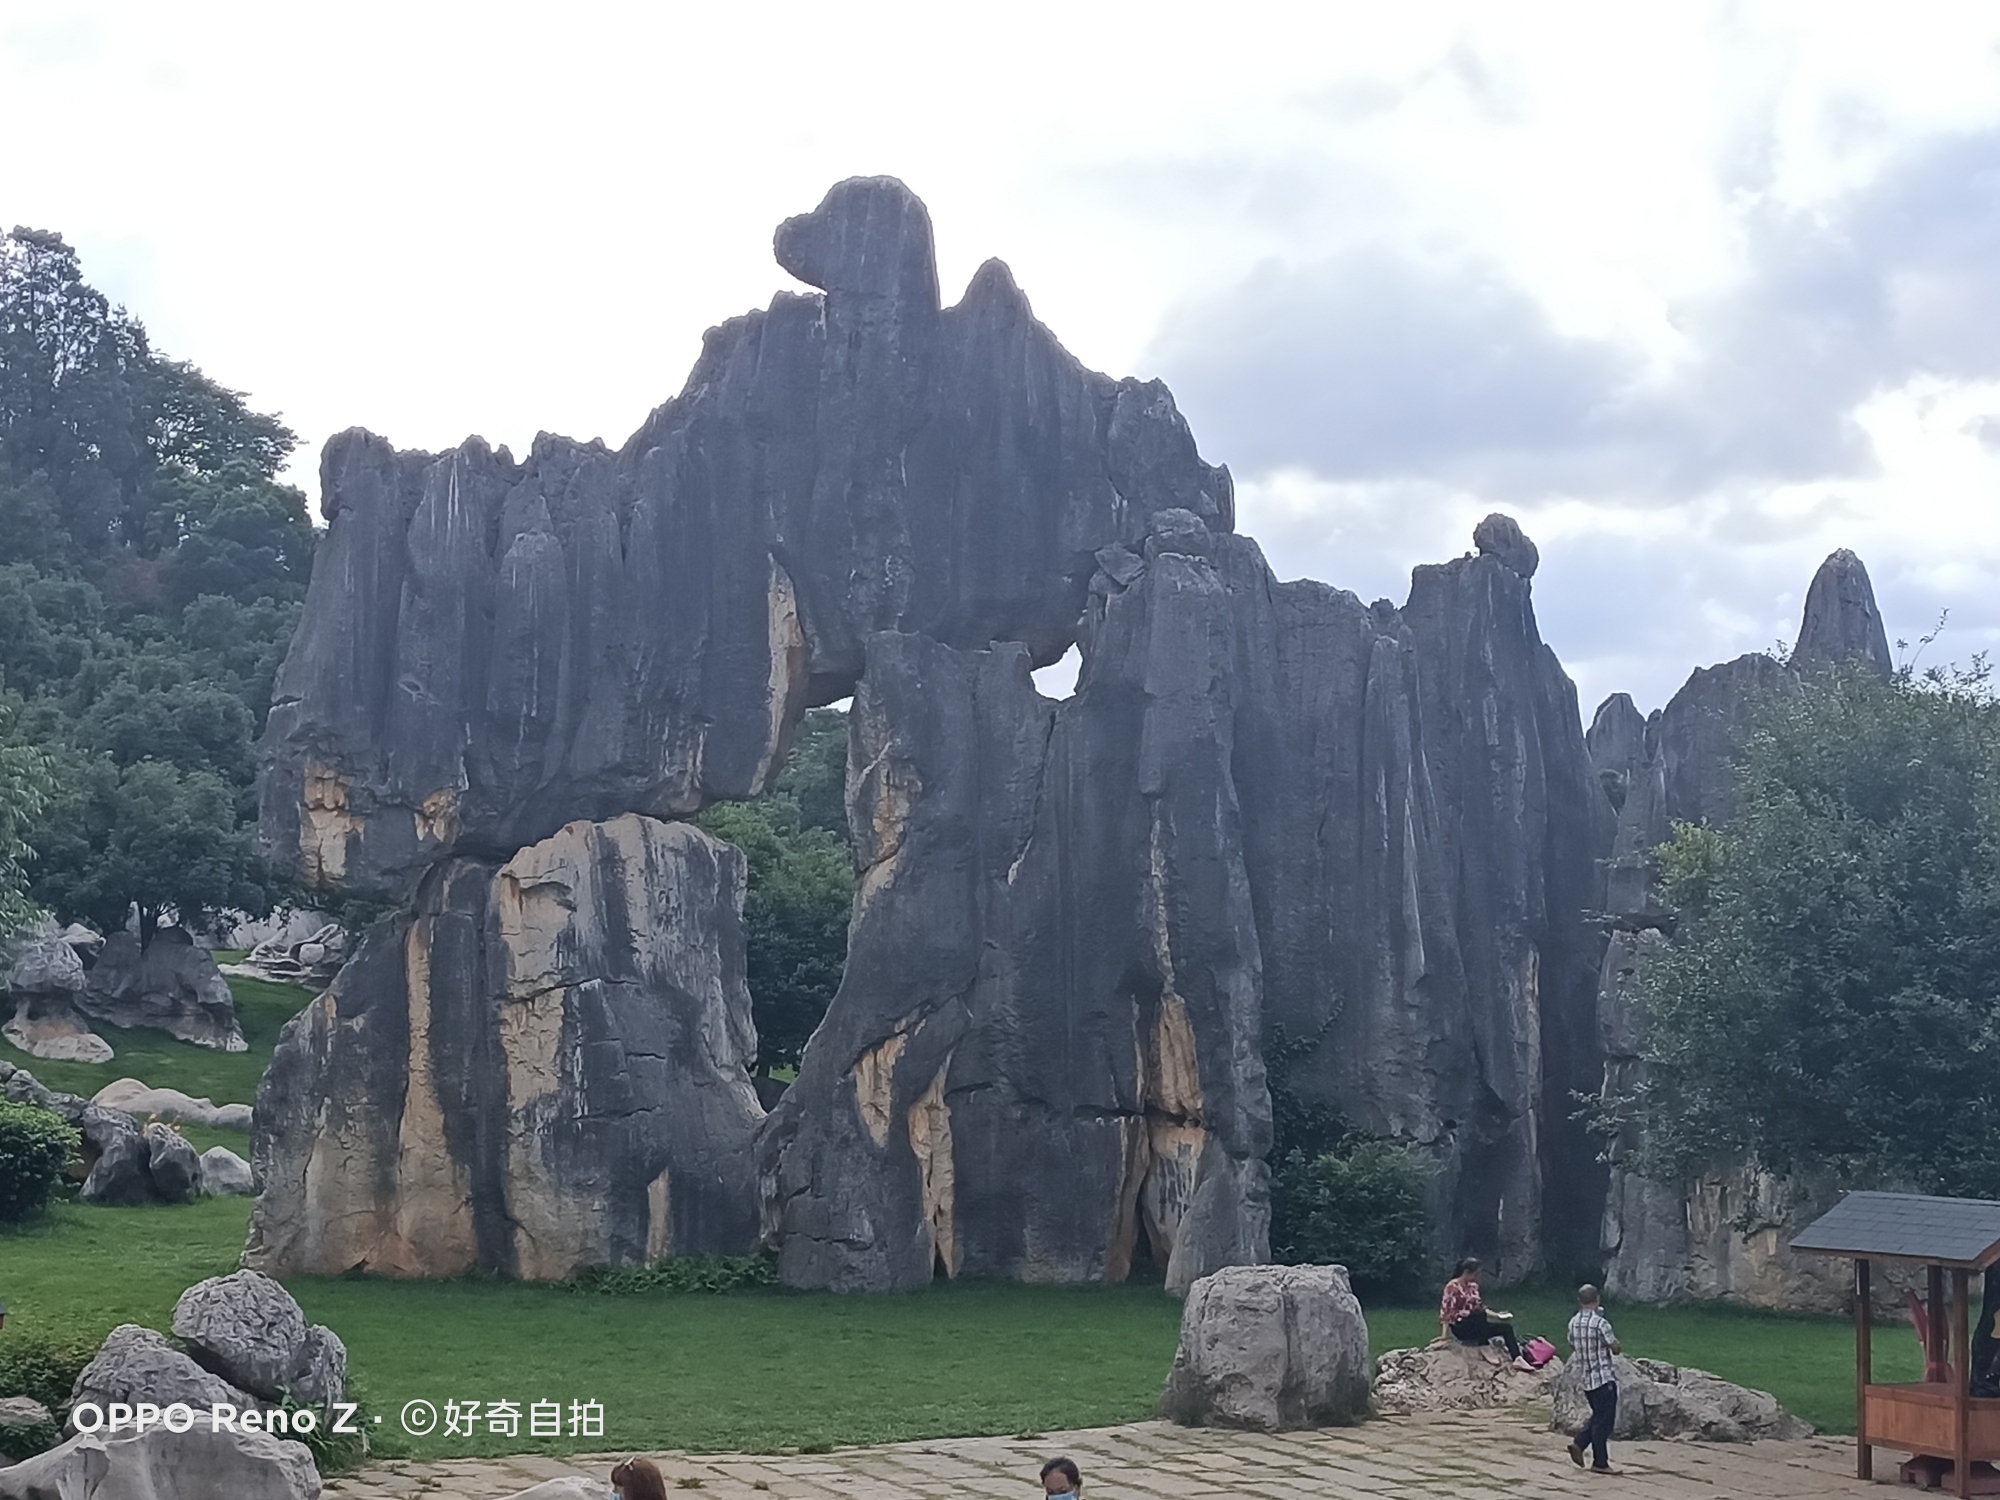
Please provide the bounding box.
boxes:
[1040,1457,1083,1495]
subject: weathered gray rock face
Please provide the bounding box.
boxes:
[258,178,1610,1291]
[260,176,1230,898]
[145,1123,202,1204]
[0,1423,320,1500]
[1157,1264,1370,1430]
[1550,1353,1811,1441]
[245,814,764,1279]
[68,1324,253,1421]
[173,1271,347,1407]
[80,927,246,1051]
[200,1145,255,1197]
[3,919,112,1063]
[764,514,1604,1288]
[1592,551,1895,1308]
[1792,548,1893,676]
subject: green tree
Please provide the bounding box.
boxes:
[0,227,312,939]
[700,709,853,1075]
[29,753,265,947]
[0,710,55,931]
[1620,662,2000,1197]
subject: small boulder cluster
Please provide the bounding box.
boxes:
[2,918,251,1062]
[1,921,110,1063]
[222,918,349,991]
[0,1060,252,1204]
[0,1273,338,1499]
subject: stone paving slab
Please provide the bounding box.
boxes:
[327,1413,1888,1500]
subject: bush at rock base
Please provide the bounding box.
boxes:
[0,1398,61,1464]
[563,1253,778,1296]
[0,1100,79,1223]
[0,1329,98,1416]
[1269,1140,1434,1302]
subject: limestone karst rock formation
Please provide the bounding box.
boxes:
[260,176,1228,899]
[245,815,763,1277]
[763,509,1604,1291]
[1590,549,1895,1309]
[256,175,1610,1288]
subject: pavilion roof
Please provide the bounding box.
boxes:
[1791,1191,2000,1270]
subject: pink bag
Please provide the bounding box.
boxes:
[1523,1336,1557,1368]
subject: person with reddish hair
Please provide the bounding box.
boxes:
[612,1456,668,1500]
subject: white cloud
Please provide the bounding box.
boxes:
[8,1,2000,716]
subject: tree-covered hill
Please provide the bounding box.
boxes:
[0,227,314,940]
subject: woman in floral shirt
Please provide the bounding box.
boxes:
[1439,1257,1530,1367]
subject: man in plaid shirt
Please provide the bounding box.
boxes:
[1566,1284,1621,1474]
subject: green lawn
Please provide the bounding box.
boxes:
[0,964,1922,1456]
[0,973,310,1106]
[0,1193,1918,1459]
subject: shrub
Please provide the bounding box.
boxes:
[564,1253,779,1296]
[1269,1139,1435,1303]
[0,1325,99,1458]
[0,1102,79,1224]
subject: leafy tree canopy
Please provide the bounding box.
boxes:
[1620,661,2000,1197]
[0,227,311,943]
[700,709,853,1075]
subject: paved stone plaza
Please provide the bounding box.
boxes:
[326,1411,1883,1500]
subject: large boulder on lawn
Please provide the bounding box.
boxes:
[77,1114,159,1206]
[173,1271,347,1407]
[1549,1353,1811,1441]
[1373,1341,1563,1414]
[145,1123,202,1203]
[0,1422,319,1499]
[1158,1264,1370,1430]
[80,927,246,1051]
[93,1077,253,1130]
[3,919,113,1063]
[69,1324,254,1421]
[200,1144,255,1197]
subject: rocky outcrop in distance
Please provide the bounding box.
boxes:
[1590,549,1895,1309]
[245,815,763,1278]
[81,927,245,1052]
[2,919,111,1063]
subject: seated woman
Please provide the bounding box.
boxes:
[1440,1256,1531,1368]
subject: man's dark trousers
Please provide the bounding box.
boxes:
[1583,1381,1618,1469]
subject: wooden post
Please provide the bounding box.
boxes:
[1955,1267,1973,1499]
[1935,1264,1951,1381]
[1857,1258,1873,1481]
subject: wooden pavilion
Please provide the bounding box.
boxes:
[1793,1191,2000,1496]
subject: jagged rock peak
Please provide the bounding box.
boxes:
[774,175,940,309]
[1473,513,1540,578]
[1792,548,1892,676]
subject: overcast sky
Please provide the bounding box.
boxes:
[7,2,2000,714]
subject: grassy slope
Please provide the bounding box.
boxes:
[0,973,308,1106]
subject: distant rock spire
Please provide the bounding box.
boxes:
[1792,549,1892,676]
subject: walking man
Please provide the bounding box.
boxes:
[1566,1284,1621,1474]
